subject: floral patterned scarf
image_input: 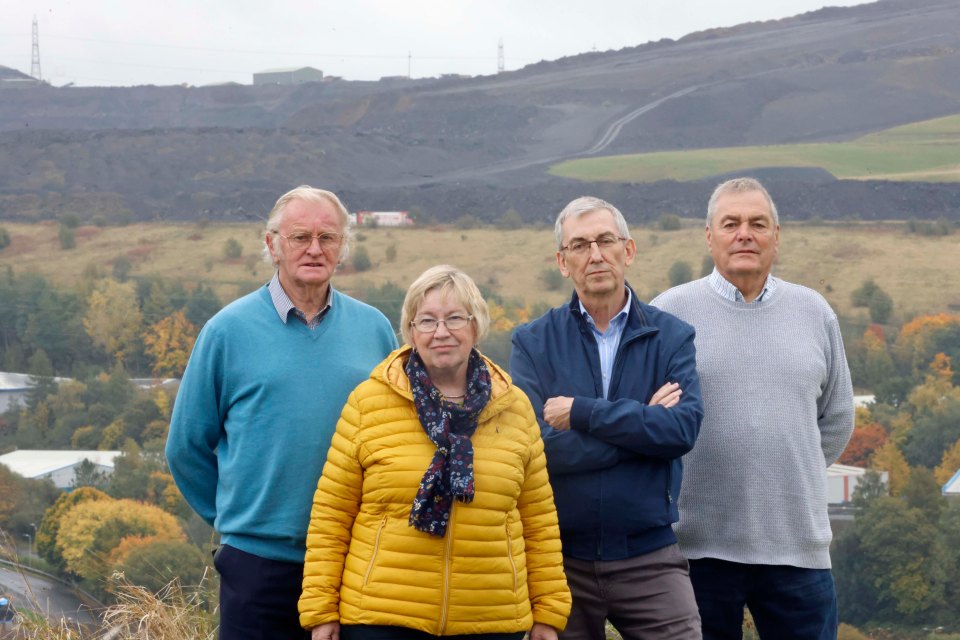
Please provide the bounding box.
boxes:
[405,348,492,537]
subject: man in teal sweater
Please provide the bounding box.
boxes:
[166,186,397,640]
[653,178,854,640]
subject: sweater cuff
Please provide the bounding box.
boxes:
[569,396,595,431]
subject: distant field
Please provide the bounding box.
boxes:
[2,221,960,326]
[549,114,960,183]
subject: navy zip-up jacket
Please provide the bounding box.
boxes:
[510,285,703,561]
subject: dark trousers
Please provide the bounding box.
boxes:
[342,625,525,640]
[560,544,701,640]
[213,544,310,640]
[689,558,838,640]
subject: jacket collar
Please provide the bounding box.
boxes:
[373,345,517,420]
[568,282,657,338]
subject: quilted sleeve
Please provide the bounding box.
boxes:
[515,394,572,631]
[299,388,365,629]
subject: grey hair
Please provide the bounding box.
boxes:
[706,178,779,227]
[261,185,353,266]
[553,196,631,250]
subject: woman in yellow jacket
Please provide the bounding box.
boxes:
[300,265,570,640]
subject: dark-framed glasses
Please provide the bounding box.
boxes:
[410,314,473,333]
[275,231,344,251]
[561,233,627,255]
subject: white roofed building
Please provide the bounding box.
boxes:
[0,450,122,489]
[944,469,960,498]
[827,463,888,504]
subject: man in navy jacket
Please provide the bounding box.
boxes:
[511,196,704,640]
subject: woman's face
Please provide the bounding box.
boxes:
[411,289,476,383]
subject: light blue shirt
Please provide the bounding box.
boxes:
[708,268,778,303]
[267,272,332,329]
[579,289,632,398]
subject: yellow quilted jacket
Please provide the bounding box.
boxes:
[299,346,570,634]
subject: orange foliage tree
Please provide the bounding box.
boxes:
[839,423,889,467]
[36,486,111,568]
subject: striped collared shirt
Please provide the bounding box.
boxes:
[267,272,332,330]
[579,289,632,399]
[708,268,778,303]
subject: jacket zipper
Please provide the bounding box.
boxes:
[439,507,454,634]
[363,515,388,587]
[505,522,517,592]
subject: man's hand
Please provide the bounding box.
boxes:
[311,622,340,640]
[530,623,559,640]
[544,396,574,430]
[648,381,681,408]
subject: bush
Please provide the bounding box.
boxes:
[497,209,524,230]
[868,288,893,324]
[454,214,481,230]
[223,238,243,259]
[540,268,565,292]
[657,214,682,231]
[113,256,133,282]
[851,279,880,307]
[353,245,371,272]
[668,260,693,287]
[58,224,75,250]
[385,243,397,263]
[0,226,10,250]
[700,254,714,277]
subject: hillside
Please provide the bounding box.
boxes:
[2,0,960,223]
[2,220,958,324]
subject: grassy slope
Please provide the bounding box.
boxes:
[549,114,960,183]
[2,221,960,325]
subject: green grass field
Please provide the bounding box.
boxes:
[2,220,959,326]
[549,114,960,183]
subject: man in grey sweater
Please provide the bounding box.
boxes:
[652,177,854,640]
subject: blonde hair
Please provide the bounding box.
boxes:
[400,265,490,346]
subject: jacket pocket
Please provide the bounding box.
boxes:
[363,515,388,587]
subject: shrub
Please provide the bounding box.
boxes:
[668,260,693,287]
[540,268,565,292]
[352,245,371,272]
[58,224,75,250]
[0,227,10,250]
[223,238,243,259]
[657,214,682,231]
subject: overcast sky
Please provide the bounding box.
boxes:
[2,0,871,87]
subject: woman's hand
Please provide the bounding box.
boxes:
[530,622,559,640]
[311,622,340,640]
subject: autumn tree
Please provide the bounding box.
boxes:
[83,280,143,363]
[56,497,185,582]
[36,486,110,569]
[143,310,197,377]
[839,423,888,467]
[112,538,209,593]
[934,437,960,485]
[871,441,911,496]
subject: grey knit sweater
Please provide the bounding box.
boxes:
[652,277,853,569]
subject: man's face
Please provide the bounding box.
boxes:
[706,190,780,284]
[265,197,345,292]
[557,208,636,299]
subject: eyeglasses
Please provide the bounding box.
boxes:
[274,231,344,252]
[410,315,473,333]
[561,233,627,255]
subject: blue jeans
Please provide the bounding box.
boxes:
[688,558,837,640]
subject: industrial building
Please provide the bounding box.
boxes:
[253,67,323,85]
[0,450,122,489]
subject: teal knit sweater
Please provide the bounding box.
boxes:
[166,285,397,563]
